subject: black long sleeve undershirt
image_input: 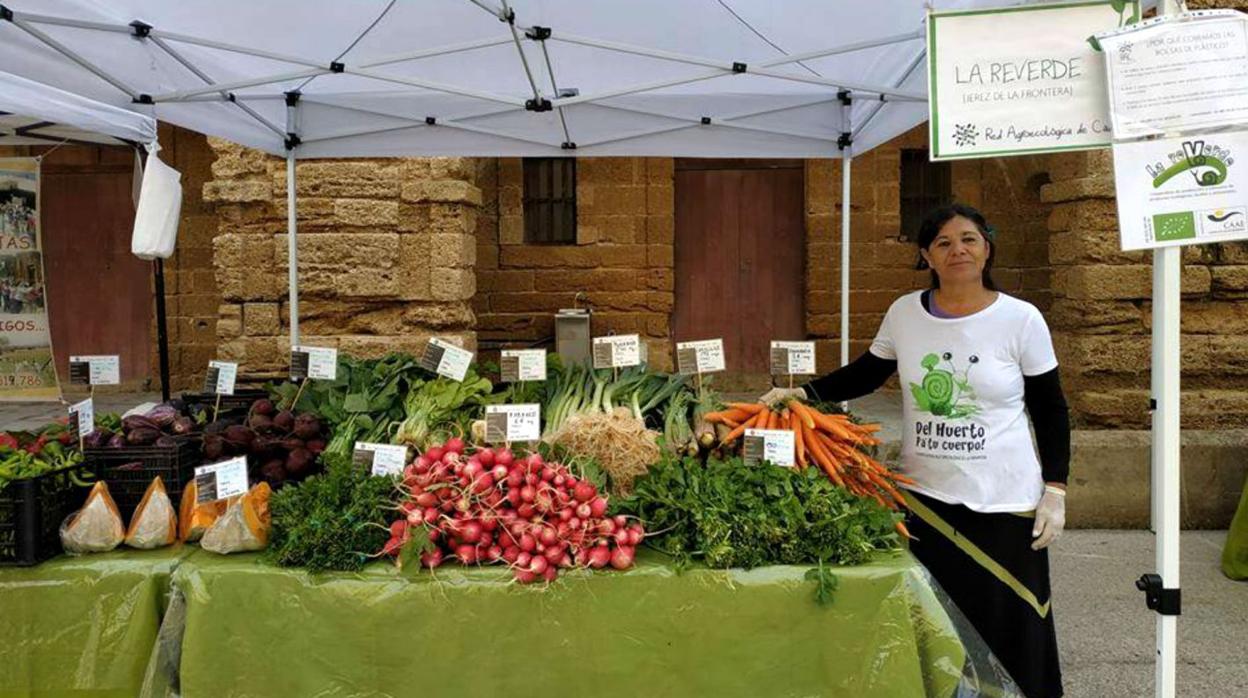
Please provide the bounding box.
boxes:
[800,291,1071,484]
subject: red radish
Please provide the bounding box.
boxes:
[456,544,478,564]
[515,569,537,584]
[428,528,441,542]
[559,553,574,568]
[487,545,502,561]
[445,436,466,454]
[576,503,592,519]
[507,489,522,506]
[543,545,564,564]
[424,446,445,462]
[471,473,494,495]
[460,521,483,544]
[406,510,423,526]
[569,518,582,530]
[519,533,536,552]
[614,515,628,529]
[495,448,514,467]
[558,508,573,522]
[381,537,401,557]
[538,526,558,547]
[590,497,608,518]
[415,492,438,508]
[517,503,536,519]
[506,470,524,488]
[535,490,553,512]
[627,528,643,546]
[423,507,439,525]
[400,500,417,515]
[573,481,596,503]
[520,485,536,503]
[491,464,508,481]
[541,468,556,482]
[525,472,539,486]
[415,455,433,470]
[517,551,532,567]
[554,474,567,487]
[480,515,498,532]
[421,548,443,568]
[503,546,520,564]
[463,460,484,478]
[530,555,549,574]
[611,546,635,570]
[543,566,559,582]
[528,453,545,469]
[589,545,612,569]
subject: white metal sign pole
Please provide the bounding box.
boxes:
[1152,3,1182,696]
[286,93,300,347]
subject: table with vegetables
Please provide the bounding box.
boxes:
[0,349,999,697]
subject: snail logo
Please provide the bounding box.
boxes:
[1151,140,1229,189]
[910,352,982,419]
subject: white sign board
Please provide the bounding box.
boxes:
[353,442,410,477]
[420,338,473,382]
[205,361,238,395]
[1113,130,1247,250]
[68,355,120,386]
[1098,11,1248,138]
[770,341,816,376]
[928,1,1139,160]
[500,349,547,382]
[485,404,541,443]
[291,346,338,381]
[68,397,93,439]
[195,457,249,504]
[743,428,796,467]
[592,335,642,369]
[676,339,726,375]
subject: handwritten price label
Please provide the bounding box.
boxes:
[676,339,725,374]
[743,428,796,467]
[592,335,642,369]
[769,341,816,376]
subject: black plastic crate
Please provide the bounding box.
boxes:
[0,463,92,566]
[178,388,269,421]
[86,438,202,521]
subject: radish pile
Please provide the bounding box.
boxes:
[381,437,644,583]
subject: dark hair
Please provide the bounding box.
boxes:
[914,203,996,290]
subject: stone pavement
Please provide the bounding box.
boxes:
[0,393,162,431]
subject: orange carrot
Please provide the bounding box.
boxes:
[794,417,807,468]
[895,521,914,540]
[787,400,817,430]
[725,402,766,415]
[722,410,766,444]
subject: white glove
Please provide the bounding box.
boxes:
[758,386,807,407]
[1031,486,1066,551]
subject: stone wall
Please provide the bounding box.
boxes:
[473,157,676,370]
[203,144,479,381]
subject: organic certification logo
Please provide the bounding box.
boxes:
[1153,211,1197,242]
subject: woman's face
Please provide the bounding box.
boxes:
[920,216,991,287]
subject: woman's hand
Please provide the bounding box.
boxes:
[1031,484,1066,550]
[758,386,806,407]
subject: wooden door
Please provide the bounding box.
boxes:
[39,146,153,385]
[673,159,805,389]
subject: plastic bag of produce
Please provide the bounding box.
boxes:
[60,481,125,553]
[130,144,182,260]
[177,480,225,543]
[124,476,177,549]
[201,482,272,554]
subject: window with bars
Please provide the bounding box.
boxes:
[523,157,577,244]
[899,149,952,241]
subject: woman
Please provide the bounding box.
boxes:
[762,203,1069,698]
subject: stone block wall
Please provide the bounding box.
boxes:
[473,157,676,370]
[203,142,477,382]
[1042,149,1248,429]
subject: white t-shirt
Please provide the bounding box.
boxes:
[870,291,1059,513]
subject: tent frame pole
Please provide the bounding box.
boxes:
[153,259,171,402]
[839,92,853,396]
[285,94,300,349]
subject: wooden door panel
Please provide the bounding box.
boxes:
[41,165,152,384]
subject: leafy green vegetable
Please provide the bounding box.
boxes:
[617,455,901,570]
[393,368,493,449]
[265,454,400,573]
[805,561,839,606]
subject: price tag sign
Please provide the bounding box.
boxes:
[204,361,238,395]
[770,341,816,376]
[743,429,796,467]
[485,404,541,443]
[676,339,726,375]
[500,349,547,383]
[592,334,642,369]
[352,442,409,477]
[68,355,120,386]
[419,338,473,382]
[194,457,249,504]
[68,397,94,439]
[291,346,338,381]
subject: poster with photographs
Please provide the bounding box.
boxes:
[0,159,57,401]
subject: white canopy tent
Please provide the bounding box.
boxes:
[0,69,156,147]
[0,2,1184,695]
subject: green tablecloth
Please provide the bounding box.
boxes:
[171,550,967,698]
[2,549,980,698]
[0,546,193,698]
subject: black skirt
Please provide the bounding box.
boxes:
[904,490,1063,698]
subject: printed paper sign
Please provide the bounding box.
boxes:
[204,361,238,395]
[68,355,120,386]
[485,404,541,443]
[1098,11,1248,138]
[928,1,1139,160]
[68,397,93,439]
[592,335,642,369]
[500,349,547,382]
[290,346,338,381]
[770,341,816,376]
[1112,130,1248,250]
[743,429,796,467]
[352,442,409,477]
[676,339,726,374]
[419,338,473,382]
[195,457,249,504]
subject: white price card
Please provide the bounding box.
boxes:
[485,404,541,443]
[68,355,120,386]
[68,397,94,439]
[743,428,796,467]
[353,442,410,477]
[770,341,816,376]
[676,339,726,374]
[291,346,338,381]
[420,338,473,382]
[205,361,238,395]
[500,349,547,382]
[195,457,250,504]
[592,334,642,369]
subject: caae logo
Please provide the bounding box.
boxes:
[1201,208,1246,237]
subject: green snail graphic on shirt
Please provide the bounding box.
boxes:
[911,352,988,457]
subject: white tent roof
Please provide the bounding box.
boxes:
[0,0,999,159]
[0,69,156,147]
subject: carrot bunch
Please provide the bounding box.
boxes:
[704,400,915,538]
